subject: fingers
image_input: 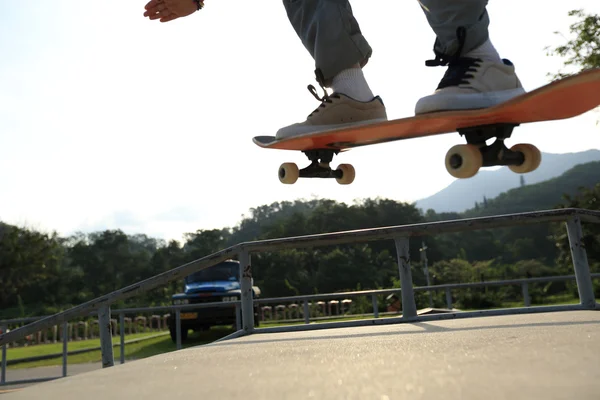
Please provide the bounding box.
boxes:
[144,0,169,19]
[144,2,169,19]
[146,12,163,20]
[144,9,163,19]
[144,0,161,10]
[145,8,179,21]
[144,0,189,22]
[145,3,166,13]
[160,13,180,23]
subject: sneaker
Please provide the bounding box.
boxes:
[414,58,526,115]
[275,85,388,140]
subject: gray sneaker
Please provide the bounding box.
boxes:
[275,85,388,140]
[415,58,526,114]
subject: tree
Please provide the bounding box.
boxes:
[0,223,68,313]
[181,228,231,261]
[554,184,600,271]
[545,8,600,286]
[546,9,600,79]
[67,230,156,299]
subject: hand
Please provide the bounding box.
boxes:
[143,0,198,23]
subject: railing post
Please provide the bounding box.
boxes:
[175,309,182,350]
[522,282,531,307]
[394,236,417,320]
[1,325,6,385]
[119,313,125,364]
[445,288,452,309]
[371,294,379,318]
[420,241,434,308]
[239,249,255,333]
[566,217,596,309]
[303,301,310,324]
[98,305,114,368]
[62,321,68,377]
[235,303,242,331]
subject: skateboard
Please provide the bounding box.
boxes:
[253,68,600,185]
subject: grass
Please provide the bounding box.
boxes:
[259,313,401,328]
[7,328,234,370]
[500,293,581,309]
[5,332,164,361]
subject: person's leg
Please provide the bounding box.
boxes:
[276,0,387,140]
[414,0,525,114]
[284,0,371,88]
[417,0,495,60]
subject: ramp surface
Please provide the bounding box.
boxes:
[4,311,600,399]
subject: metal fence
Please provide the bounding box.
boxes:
[253,273,600,320]
[1,208,598,387]
[2,272,599,386]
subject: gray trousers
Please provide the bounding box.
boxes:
[283,0,490,85]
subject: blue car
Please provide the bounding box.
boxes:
[167,259,261,342]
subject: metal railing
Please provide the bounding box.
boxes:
[253,273,600,320]
[2,272,598,385]
[1,208,598,386]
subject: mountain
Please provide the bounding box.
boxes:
[461,161,600,218]
[414,149,600,213]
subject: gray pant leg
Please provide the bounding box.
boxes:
[417,0,490,57]
[282,0,372,86]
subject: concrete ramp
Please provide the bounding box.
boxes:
[4,311,600,399]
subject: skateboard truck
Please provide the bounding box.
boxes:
[445,123,542,179]
[278,149,356,185]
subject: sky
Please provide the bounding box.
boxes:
[1,0,599,243]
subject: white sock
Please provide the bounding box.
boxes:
[464,38,502,63]
[331,67,374,102]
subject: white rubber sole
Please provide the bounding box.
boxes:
[414,87,527,115]
[275,116,388,140]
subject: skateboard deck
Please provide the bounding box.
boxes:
[253,68,600,184]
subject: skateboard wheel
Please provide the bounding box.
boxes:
[278,162,299,184]
[279,163,300,185]
[445,144,483,179]
[335,164,355,185]
[508,143,542,174]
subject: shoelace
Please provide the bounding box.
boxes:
[436,57,482,89]
[306,84,340,117]
[423,26,482,89]
[425,27,467,67]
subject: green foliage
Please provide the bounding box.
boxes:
[552,183,600,275]
[2,160,599,319]
[465,162,600,218]
[0,223,69,313]
[546,9,600,79]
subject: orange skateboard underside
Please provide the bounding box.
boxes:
[253,68,600,151]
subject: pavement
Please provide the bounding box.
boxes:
[0,363,102,393]
[2,310,599,399]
